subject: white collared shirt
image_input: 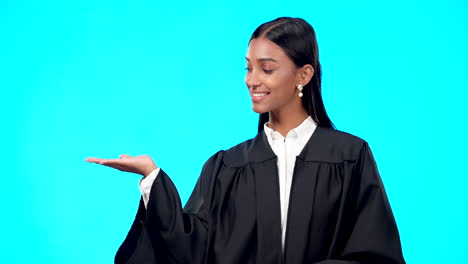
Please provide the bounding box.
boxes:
[139,116,317,249]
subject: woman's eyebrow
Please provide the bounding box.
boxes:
[245,57,279,63]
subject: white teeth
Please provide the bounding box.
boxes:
[253,93,268,97]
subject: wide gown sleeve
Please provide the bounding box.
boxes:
[114,151,224,264]
[315,142,406,264]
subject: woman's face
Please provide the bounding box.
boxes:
[245,37,301,114]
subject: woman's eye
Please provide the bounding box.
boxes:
[244,67,273,74]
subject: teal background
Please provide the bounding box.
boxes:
[2,0,467,263]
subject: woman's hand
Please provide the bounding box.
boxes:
[85,154,158,177]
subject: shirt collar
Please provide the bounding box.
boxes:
[263,116,317,142]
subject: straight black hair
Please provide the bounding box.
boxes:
[250,17,335,132]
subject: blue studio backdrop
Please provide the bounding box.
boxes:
[2,0,467,263]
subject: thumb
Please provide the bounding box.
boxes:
[119,154,132,159]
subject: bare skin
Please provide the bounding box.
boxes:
[85,37,314,176]
[85,154,157,177]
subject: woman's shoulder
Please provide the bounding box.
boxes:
[301,126,369,163]
[219,131,280,167]
[317,127,366,148]
[202,137,259,169]
[222,137,259,167]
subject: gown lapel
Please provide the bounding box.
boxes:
[249,132,283,264]
[283,126,325,263]
[282,158,320,263]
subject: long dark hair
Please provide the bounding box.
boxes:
[250,17,335,132]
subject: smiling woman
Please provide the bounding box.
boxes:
[248,18,334,135]
[246,37,310,124]
[86,17,406,264]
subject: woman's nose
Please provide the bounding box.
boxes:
[245,72,261,88]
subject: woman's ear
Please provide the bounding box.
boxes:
[296,64,314,86]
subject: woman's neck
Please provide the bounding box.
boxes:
[267,107,309,137]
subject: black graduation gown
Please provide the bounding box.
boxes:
[114,127,406,264]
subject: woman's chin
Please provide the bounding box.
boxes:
[252,104,269,114]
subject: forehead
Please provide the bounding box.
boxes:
[246,38,290,62]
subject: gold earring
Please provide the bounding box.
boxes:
[297,84,303,97]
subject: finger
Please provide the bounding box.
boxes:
[85,157,105,163]
[119,154,132,159]
[98,159,126,165]
[100,163,128,171]
[86,158,135,173]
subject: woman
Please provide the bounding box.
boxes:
[86,17,406,264]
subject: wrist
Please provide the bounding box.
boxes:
[143,164,158,177]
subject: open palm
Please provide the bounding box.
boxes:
[85,154,157,177]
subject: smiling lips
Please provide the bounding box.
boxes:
[251,91,270,102]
